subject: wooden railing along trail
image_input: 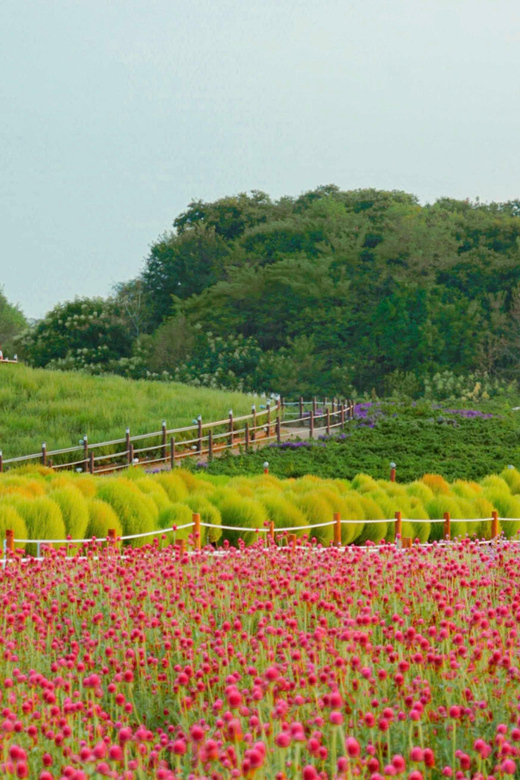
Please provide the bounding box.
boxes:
[0,397,355,475]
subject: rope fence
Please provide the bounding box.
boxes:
[2,509,515,563]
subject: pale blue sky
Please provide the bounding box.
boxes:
[2,0,519,319]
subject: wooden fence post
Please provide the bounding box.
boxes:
[333,512,341,546]
[41,443,47,467]
[129,442,134,464]
[89,452,94,474]
[390,464,396,482]
[395,511,402,545]
[208,429,213,461]
[251,405,256,442]
[108,529,116,551]
[83,436,88,473]
[0,451,3,473]
[178,539,186,556]
[491,510,499,539]
[299,396,304,420]
[193,513,201,552]
[288,533,296,553]
[340,403,345,426]
[276,415,281,444]
[312,397,317,415]
[228,410,233,449]
[266,402,271,438]
[197,416,202,454]
[6,529,14,554]
[269,521,275,544]
[310,409,314,438]
[326,408,331,435]
[245,422,250,452]
[162,421,167,462]
[170,437,175,469]
[443,512,451,541]
[126,428,131,464]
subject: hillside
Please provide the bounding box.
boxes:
[0,364,259,460]
[16,186,520,398]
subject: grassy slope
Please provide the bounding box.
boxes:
[0,364,259,459]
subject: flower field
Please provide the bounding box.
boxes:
[2,466,520,550]
[1,540,520,778]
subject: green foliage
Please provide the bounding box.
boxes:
[0,505,27,550]
[4,495,66,554]
[185,494,222,544]
[48,485,89,539]
[216,494,268,547]
[0,286,26,357]
[86,499,123,541]
[157,503,194,545]
[96,479,158,546]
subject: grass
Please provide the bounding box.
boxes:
[0,363,260,460]
[201,402,520,482]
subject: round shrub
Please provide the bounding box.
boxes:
[48,485,89,539]
[351,474,379,494]
[226,477,255,497]
[451,480,481,500]
[96,479,158,547]
[6,495,66,555]
[492,495,520,539]
[355,497,387,544]
[0,476,45,498]
[469,496,497,539]
[293,493,335,545]
[421,474,450,495]
[339,494,365,544]
[185,493,222,544]
[406,481,434,503]
[218,495,268,547]
[157,503,194,546]
[404,497,430,543]
[153,473,189,503]
[175,469,202,493]
[0,505,27,551]
[258,492,308,538]
[501,467,520,495]
[86,499,123,542]
[426,496,465,541]
[133,478,171,512]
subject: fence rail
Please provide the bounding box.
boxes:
[0,397,355,475]
[2,509,511,563]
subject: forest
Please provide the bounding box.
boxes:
[6,185,520,397]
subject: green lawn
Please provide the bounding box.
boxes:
[0,364,260,460]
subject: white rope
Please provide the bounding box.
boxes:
[13,522,195,545]
[8,517,510,546]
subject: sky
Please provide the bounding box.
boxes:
[1,0,520,319]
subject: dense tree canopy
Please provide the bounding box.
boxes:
[0,287,26,358]
[15,186,520,396]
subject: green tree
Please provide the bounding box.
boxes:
[0,287,26,357]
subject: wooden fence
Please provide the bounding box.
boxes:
[0,397,355,475]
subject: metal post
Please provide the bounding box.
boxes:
[197,416,202,454]
[162,421,167,462]
[83,436,88,473]
[170,437,175,469]
[126,428,131,464]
